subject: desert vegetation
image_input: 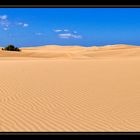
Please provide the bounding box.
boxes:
[2,45,21,52]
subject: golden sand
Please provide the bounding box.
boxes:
[1,44,140,131]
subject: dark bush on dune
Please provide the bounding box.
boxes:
[2,45,21,52]
[14,47,20,51]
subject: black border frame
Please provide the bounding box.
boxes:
[0,5,140,7]
[0,5,140,135]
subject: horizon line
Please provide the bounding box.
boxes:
[17,44,139,48]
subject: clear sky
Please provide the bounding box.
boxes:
[0,8,140,47]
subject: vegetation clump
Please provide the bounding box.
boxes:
[2,45,21,52]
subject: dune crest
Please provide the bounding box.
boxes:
[0,44,140,59]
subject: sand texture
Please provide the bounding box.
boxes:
[1,44,140,131]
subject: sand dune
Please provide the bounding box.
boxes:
[1,44,140,131]
[1,44,140,59]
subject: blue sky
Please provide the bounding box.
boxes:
[0,8,140,47]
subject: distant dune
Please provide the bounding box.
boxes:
[1,44,140,131]
[0,44,140,59]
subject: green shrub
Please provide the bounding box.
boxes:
[2,45,21,52]
[14,47,20,51]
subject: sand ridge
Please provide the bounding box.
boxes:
[1,44,140,59]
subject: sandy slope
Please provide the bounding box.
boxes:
[1,44,140,131]
[1,44,140,59]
